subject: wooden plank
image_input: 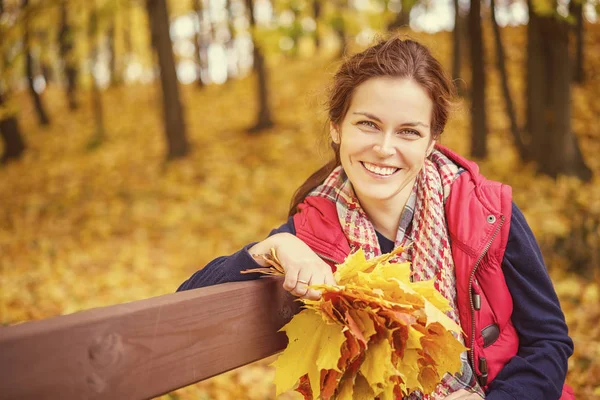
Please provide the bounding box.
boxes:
[0,278,300,399]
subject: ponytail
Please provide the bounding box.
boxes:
[288,144,340,216]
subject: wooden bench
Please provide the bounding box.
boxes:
[0,278,299,399]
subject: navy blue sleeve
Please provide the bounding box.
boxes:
[177,217,296,291]
[486,203,574,400]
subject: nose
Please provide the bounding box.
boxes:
[373,132,395,157]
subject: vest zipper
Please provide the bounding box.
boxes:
[468,215,505,387]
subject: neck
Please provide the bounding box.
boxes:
[356,178,416,241]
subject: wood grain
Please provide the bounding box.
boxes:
[0,278,300,399]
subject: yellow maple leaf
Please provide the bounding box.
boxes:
[406,326,425,349]
[397,348,423,393]
[352,373,376,400]
[348,309,376,341]
[421,323,467,377]
[424,300,462,334]
[359,336,396,395]
[409,280,452,312]
[272,309,346,398]
[418,365,440,395]
[334,245,406,285]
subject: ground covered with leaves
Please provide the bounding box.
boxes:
[1,26,599,399]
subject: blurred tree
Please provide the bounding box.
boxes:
[22,0,50,126]
[570,0,585,83]
[451,0,463,95]
[107,15,118,86]
[0,0,25,163]
[490,0,527,159]
[58,0,78,110]
[526,2,591,180]
[387,0,413,31]
[225,0,237,76]
[146,0,189,159]
[313,0,321,50]
[246,0,274,132]
[469,0,487,158]
[87,0,105,148]
[39,30,53,85]
[331,0,347,57]
[192,0,206,88]
[123,0,133,67]
[0,92,25,164]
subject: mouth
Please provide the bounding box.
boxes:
[360,161,399,177]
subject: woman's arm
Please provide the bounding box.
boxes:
[177,216,336,300]
[176,217,296,291]
[486,203,574,400]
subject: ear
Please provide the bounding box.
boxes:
[426,139,436,157]
[330,122,340,144]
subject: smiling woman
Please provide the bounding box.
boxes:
[177,35,575,400]
[330,77,436,240]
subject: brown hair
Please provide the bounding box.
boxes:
[288,35,456,216]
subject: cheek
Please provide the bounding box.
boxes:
[405,147,429,168]
[340,135,364,157]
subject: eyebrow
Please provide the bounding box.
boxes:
[352,111,430,128]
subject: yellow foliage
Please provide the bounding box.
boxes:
[271,246,466,399]
[1,21,599,400]
[272,309,346,398]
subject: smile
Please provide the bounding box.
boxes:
[361,162,399,177]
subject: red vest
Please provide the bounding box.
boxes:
[293,145,574,399]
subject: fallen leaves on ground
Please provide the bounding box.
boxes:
[1,24,600,399]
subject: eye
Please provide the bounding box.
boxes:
[398,128,422,138]
[357,120,379,129]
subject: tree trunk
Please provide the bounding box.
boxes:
[59,0,78,110]
[468,0,487,158]
[452,0,462,95]
[535,15,591,180]
[525,0,543,160]
[0,94,26,164]
[490,0,527,160]
[313,0,321,50]
[107,19,119,86]
[246,0,274,132]
[387,0,411,31]
[332,0,347,57]
[88,2,105,148]
[570,1,584,83]
[192,0,205,87]
[146,0,189,159]
[124,2,133,57]
[22,0,50,126]
[0,0,25,163]
[39,32,53,85]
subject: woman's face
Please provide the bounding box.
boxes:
[331,76,435,210]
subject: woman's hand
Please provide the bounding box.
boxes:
[249,233,336,300]
[443,389,484,399]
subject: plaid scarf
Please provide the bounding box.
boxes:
[308,149,484,399]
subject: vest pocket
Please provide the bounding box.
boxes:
[472,279,497,338]
[481,323,500,348]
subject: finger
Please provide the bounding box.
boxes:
[303,288,322,300]
[283,268,300,291]
[303,271,325,300]
[324,271,337,287]
[291,272,311,297]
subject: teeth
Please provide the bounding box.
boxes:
[362,162,398,176]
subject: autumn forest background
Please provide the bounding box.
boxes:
[1,0,599,398]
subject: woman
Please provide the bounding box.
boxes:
[178,36,574,400]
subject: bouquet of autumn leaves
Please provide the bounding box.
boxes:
[243,245,466,399]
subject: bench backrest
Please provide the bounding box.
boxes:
[0,278,298,399]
